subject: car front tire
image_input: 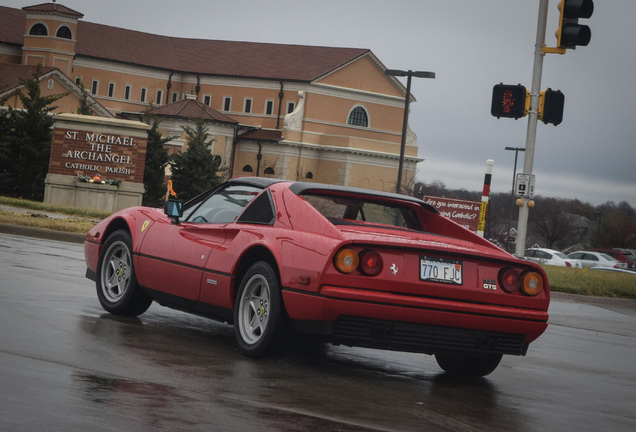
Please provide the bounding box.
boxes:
[234,261,284,357]
[96,230,152,316]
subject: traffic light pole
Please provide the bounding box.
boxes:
[514,0,549,258]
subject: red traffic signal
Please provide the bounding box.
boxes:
[491,84,528,119]
[556,0,594,49]
[540,88,565,126]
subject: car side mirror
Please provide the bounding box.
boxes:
[164,199,183,224]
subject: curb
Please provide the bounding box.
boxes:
[551,291,636,309]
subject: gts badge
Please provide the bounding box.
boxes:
[483,279,497,291]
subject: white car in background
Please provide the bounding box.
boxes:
[524,248,580,268]
[566,251,628,270]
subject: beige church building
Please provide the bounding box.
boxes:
[0,2,424,192]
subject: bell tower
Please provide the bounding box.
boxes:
[21,1,83,76]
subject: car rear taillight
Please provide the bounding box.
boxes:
[334,248,359,273]
[499,267,521,292]
[334,248,383,276]
[358,250,383,276]
[521,271,544,296]
[565,262,572,267]
[499,267,545,296]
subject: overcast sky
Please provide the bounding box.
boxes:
[5,0,635,207]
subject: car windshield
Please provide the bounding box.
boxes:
[301,193,421,231]
[554,252,569,259]
[183,185,261,224]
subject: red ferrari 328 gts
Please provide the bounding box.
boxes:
[84,177,550,376]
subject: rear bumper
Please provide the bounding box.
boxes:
[282,287,548,356]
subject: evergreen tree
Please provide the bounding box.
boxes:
[0,65,66,200]
[169,118,222,202]
[141,106,173,207]
[0,81,10,193]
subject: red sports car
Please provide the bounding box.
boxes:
[84,177,549,376]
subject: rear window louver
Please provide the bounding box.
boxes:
[237,190,276,225]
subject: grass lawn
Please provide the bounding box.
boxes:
[0,196,108,234]
[0,210,98,233]
[542,265,636,300]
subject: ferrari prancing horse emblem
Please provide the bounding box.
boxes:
[390,263,398,275]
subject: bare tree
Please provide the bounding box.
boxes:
[597,202,636,248]
[528,197,574,249]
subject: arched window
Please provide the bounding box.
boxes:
[347,106,369,127]
[264,167,275,175]
[56,26,72,39]
[242,165,254,173]
[305,172,313,179]
[29,23,48,36]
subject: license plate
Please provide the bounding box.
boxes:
[419,256,462,285]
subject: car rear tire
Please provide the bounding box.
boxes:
[234,261,284,358]
[96,230,152,316]
[435,351,503,377]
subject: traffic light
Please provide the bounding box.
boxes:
[491,84,528,119]
[556,0,594,49]
[539,88,565,126]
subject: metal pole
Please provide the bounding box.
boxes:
[515,0,549,258]
[505,146,525,250]
[396,73,412,194]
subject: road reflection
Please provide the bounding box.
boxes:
[74,309,532,431]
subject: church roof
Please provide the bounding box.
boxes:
[0,63,56,91]
[0,4,370,82]
[22,2,83,18]
[153,97,238,125]
[238,129,283,142]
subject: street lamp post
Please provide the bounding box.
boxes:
[384,69,435,194]
[505,146,525,251]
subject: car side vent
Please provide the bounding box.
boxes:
[237,190,276,225]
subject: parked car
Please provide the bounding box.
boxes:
[567,251,627,270]
[589,249,636,270]
[524,248,579,267]
[612,248,636,270]
[84,177,550,377]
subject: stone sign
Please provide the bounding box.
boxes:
[44,114,150,212]
[49,127,145,183]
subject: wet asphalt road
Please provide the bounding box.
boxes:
[0,232,635,431]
